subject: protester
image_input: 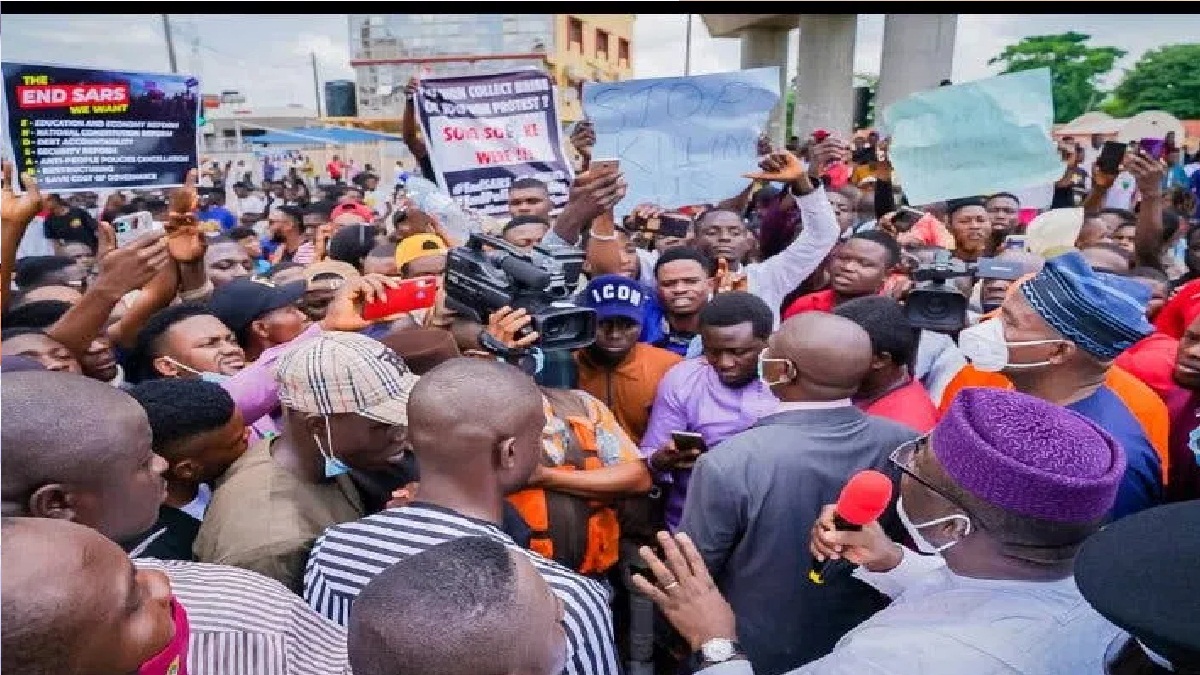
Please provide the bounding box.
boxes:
[306,358,621,675]
[203,237,255,288]
[682,311,919,673]
[193,332,416,591]
[349,536,568,675]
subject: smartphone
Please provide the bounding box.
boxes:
[671,431,708,454]
[360,276,441,320]
[642,214,691,239]
[112,211,158,247]
[1139,138,1166,161]
[1097,141,1127,174]
[590,158,620,175]
[1001,234,1028,253]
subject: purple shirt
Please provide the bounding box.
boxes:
[640,358,778,530]
[221,322,324,440]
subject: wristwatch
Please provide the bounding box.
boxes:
[692,637,743,670]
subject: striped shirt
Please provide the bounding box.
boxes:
[304,502,619,675]
[134,558,348,675]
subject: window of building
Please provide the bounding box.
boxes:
[618,38,630,64]
[596,29,610,59]
[568,17,583,52]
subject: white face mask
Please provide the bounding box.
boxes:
[897,495,972,555]
[957,317,1064,373]
[162,356,231,384]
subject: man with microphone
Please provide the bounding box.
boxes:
[636,387,1126,674]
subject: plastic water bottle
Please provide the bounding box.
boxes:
[404,176,481,242]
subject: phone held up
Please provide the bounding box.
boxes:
[360,276,441,321]
[590,158,620,176]
[1097,141,1127,175]
[112,211,160,247]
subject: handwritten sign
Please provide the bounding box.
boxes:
[583,68,780,213]
[416,69,572,217]
[879,68,1064,206]
[2,62,199,192]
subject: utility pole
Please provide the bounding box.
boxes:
[311,52,323,118]
[162,15,179,73]
[684,14,693,76]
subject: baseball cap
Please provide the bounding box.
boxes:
[275,331,418,425]
[332,201,374,223]
[812,129,831,141]
[207,277,306,337]
[580,274,650,325]
[395,234,448,270]
[303,260,361,292]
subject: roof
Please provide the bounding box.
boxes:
[246,126,404,145]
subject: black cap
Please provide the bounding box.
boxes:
[1075,502,1200,667]
[207,277,306,337]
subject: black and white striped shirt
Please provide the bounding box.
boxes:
[304,503,619,675]
[134,558,348,675]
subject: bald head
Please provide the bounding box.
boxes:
[1,372,165,541]
[407,358,545,472]
[770,313,873,400]
[350,536,565,675]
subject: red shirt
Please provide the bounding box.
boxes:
[859,378,939,433]
[783,289,836,319]
[1114,332,1179,399]
[327,161,343,180]
[1154,278,1200,339]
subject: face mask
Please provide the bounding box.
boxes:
[897,495,971,555]
[162,357,229,384]
[139,597,190,675]
[957,317,1063,373]
[312,415,350,478]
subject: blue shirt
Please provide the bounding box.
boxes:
[1068,386,1163,520]
[197,205,237,234]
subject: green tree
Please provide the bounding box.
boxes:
[1106,44,1200,119]
[989,32,1125,124]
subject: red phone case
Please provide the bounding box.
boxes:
[361,277,440,320]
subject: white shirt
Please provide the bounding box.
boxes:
[229,194,268,219]
[1103,172,1137,211]
[700,548,1121,675]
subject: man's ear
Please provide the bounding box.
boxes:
[249,318,271,343]
[870,353,890,373]
[28,484,76,522]
[1050,341,1076,366]
[496,436,518,470]
[173,458,202,483]
[153,355,181,378]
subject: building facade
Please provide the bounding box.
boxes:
[348,14,634,124]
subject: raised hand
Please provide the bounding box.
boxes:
[485,306,540,350]
[1,161,42,230]
[630,532,737,651]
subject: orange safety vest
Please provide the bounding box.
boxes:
[508,408,620,576]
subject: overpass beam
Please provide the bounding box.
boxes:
[876,14,958,114]
[793,14,857,139]
[739,27,791,145]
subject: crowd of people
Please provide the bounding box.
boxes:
[3,81,1200,675]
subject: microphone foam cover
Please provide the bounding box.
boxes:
[836,470,894,526]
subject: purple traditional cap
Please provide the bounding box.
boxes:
[931,387,1125,523]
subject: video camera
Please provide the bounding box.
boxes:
[443,233,597,351]
[905,250,976,334]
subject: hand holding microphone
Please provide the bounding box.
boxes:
[807,470,902,584]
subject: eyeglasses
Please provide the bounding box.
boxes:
[890,434,979,520]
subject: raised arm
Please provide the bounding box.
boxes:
[0,162,43,313]
[1127,152,1167,270]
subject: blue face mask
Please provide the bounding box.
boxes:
[200,371,231,385]
[313,416,350,478]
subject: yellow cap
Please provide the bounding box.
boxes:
[395,233,448,270]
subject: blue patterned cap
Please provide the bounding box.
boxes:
[1019,251,1153,360]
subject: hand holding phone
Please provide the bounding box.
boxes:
[1096,141,1127,175]
[360,276,441,320]
[670,431,708,454]
[590,158,620,175]
[1138,138,1166,161]
[112,211,159,247]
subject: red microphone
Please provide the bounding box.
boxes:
[808,470,894,584]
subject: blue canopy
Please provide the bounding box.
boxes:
[247,127,401,145]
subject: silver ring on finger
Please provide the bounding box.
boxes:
[662,581,680,592]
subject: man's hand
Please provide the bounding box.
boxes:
[1126,151,1165,198]
[319,273,403,332]
[567,169,626,220]
[809,504,903,573]
[713,257,749,294]
[649,439,702,471]
[1090,162,1116,191]
[756,134,772,157]
[570,120,595,161]
[1,161,42,230]
[165,168,205,263]
[91,230,172,299]
[405,76,421,98]
[631,203,666,221]
[485,306,540,349]
[94,221,118,263]
[631,531,737,652]
[744,151,805,183]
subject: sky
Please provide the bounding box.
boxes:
[1,14,1197,110]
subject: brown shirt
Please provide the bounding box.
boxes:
[194,438,365,593]
[575,342,682,443]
